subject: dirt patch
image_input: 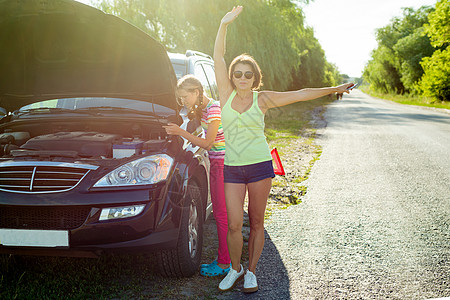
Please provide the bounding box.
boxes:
[267,105,327,210]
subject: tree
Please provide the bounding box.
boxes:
[394,26,434,93]
[91,0,333,91]
[419,0,450,100]
[418,49,450,100]
[364,45,403,94]
[363,6,434,94]
[424,0,449,48]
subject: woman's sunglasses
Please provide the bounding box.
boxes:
[233,71,254,79]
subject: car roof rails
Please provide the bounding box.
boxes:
[185,50,212,60]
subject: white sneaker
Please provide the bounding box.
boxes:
[243,270,258,293]
[218,264,244,291]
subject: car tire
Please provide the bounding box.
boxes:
[157,179,204,277]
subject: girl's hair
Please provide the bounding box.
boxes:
[176,74,204,120]
[228,54,263,90]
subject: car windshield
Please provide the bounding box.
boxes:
[18,97,174,117]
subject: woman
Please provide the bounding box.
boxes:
[163,75,231,277]
[214,6,353,293]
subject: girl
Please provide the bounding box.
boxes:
[214,6,354,293]
[163,75,231,277]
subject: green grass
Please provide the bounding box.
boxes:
[292,146,322,184]
[264,95,335,142]
[361,88,450,110]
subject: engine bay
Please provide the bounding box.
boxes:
[0,119,169,161]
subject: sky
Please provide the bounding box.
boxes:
[76,0,437,78]
[300,0,437,78]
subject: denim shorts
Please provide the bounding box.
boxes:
[223,160,275,184]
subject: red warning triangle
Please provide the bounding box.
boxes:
[271,148,285,176]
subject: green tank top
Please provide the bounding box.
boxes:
[221,90,272,166]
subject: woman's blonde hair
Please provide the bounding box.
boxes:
[176,75,204,120]
[228,54,263,90]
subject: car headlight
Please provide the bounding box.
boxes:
[93,154,173,187]
[99,204,145,221]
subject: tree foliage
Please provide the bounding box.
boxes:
[394,26,435,92]
[90,0,341,91]
[424,0,449,48]
[364,6,434,95]
[418,49,450,100]
[364,1,449,101]
[364,45,403,94]
[419,0,450,100]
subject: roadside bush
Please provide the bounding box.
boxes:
[418,48,450,101]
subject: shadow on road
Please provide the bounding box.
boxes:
[207,207,290,299]
[218,229,290,299]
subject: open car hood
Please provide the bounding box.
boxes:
[0,0,178,113]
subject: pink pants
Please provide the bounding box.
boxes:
[209,157,230,265]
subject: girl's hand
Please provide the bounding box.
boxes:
[163,123,183,136]
[221,6,243,26]
[336,83,355,94]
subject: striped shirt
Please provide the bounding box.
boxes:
[201,99,225,159]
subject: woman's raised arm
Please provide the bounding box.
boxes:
[214,6,243,106]
[258,83,355,113]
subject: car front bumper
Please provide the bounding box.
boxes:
[0,183,186,257]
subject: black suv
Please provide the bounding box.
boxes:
[0,0,213,277]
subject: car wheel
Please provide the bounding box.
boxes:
[157,180,204,277]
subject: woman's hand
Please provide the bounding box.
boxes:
[163,123,184,136]
[336,83,355,94]
[215,6,243,103]
[221,6,243,26]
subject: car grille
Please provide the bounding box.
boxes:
[0,163,96,193]
[0,206,92,230]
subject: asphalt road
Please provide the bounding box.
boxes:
[226,90,450,299]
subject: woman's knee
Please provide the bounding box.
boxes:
[249,217,265,231]
[227,221,243,233]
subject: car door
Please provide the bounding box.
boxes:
[193,62,218,101]
[199,62,219,101]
